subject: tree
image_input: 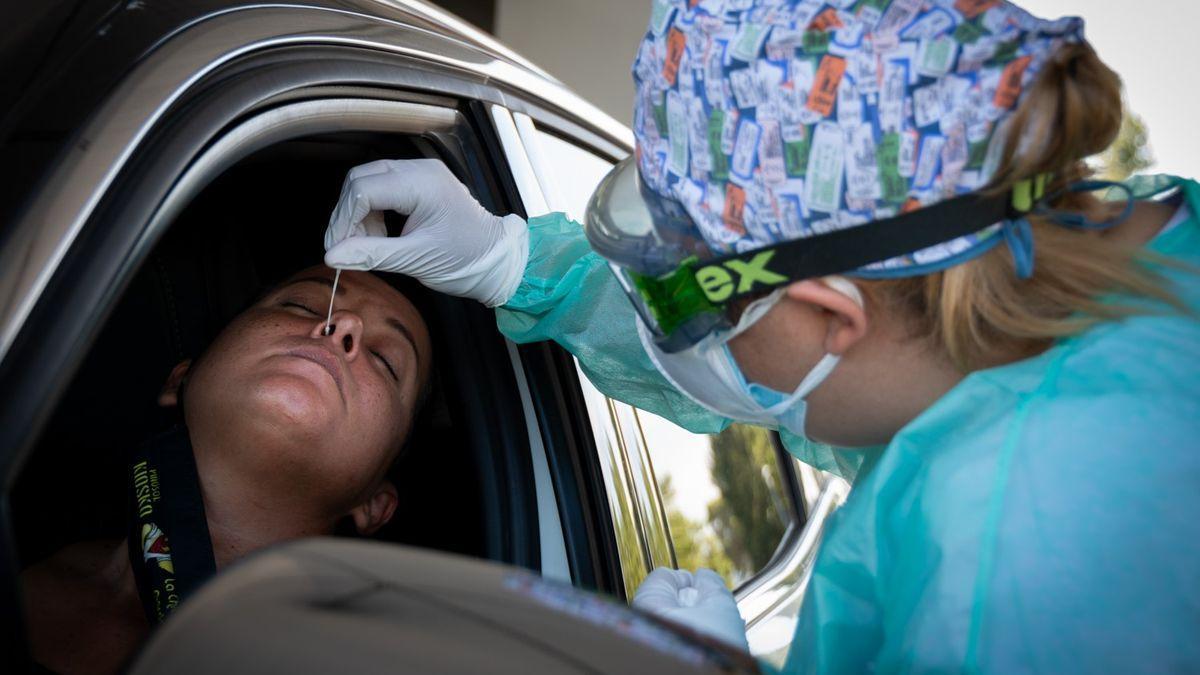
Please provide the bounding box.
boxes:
[659,476,734,580]
[1098,108,1154,182]
[706,425,788,581]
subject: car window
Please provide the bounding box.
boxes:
[528,128,614,221]
[527,126,801,589]
[636,413,796,587]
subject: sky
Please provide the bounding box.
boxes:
[1016,0,1197,177]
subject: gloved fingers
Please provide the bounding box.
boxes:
[650,567,694,592]
[691,569,730,594]
[361,210,387,238]
[326,164,437,248]
[324,159,388,234]
[632,568,695,611]
[326,181,372,249]
[324,233,434,273]
[340,170,438,223]
[344,159,396,183]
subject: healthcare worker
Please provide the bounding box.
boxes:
[324,0,1200,671]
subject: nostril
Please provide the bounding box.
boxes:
[342,334,353,352]
[323,324,335,337]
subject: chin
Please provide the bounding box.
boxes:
[242,373,336,444]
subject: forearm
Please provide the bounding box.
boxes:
[497,213,727,435]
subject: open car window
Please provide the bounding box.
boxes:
[11,97,544,567]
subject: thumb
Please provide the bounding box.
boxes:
[324,234,430,273]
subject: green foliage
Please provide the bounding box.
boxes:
[1098,108,1155,182]
[660,476,734,580]
[655,424,791,586]
[706,425,789,578]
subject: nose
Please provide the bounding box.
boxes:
[311,310,364,360]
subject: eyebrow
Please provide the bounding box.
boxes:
[290,276,345,295]
[386,317,420,363]
[286,277,421,364]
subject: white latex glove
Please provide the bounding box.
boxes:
[324,158,529,307]
[632,567,750,653]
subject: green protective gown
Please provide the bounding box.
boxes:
[496,176,1200,671]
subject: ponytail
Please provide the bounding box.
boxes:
[863,42,1187,371]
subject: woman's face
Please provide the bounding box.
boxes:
[724,278,962,448]
[727,294,830,394]
[724,281,880,447]
[182,267,431,513]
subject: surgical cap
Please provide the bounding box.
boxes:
[632,0,1085,276]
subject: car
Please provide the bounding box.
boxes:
[0,1,848,670]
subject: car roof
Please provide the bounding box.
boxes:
[2,0,561,107]
[0,0,630,230]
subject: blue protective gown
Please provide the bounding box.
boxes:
[497,177,1200,672]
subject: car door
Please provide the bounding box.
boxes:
[503,116,852,667]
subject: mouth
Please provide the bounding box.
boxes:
[285,346,346,400]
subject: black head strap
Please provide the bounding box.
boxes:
[696,189,1020,303]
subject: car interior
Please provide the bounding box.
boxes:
[10,130,542,572]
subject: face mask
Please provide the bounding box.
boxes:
[638,277,863,439]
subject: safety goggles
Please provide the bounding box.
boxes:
[584,157,1047,353]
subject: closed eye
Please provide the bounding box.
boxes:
[283,301,320,315]
[372,350,398,382]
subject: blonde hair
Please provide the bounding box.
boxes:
[862,42,1186,372]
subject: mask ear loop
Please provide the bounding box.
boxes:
[1034,180,1135,230]
[754,276,863,416]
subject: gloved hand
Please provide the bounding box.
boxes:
[632,567,750,653]
[324,158,529,307]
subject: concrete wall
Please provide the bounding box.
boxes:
[494,0,650,128]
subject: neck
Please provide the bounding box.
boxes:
[104,539,143,608]
[1103,198,1180,247]
[819,322,964,447]
[190,440,339,569]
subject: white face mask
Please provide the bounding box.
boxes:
[638,277,863,439]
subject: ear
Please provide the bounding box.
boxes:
[349,481,399,536]
[158,360,192,408]
[783,279,868,356]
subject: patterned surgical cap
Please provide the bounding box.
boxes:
[632,0,1084,275]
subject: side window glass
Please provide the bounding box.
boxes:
[530,128,614,221]
[636,412,797,587]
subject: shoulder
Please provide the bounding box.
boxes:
[22,541,147,675]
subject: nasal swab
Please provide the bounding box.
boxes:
[323,268,341,336]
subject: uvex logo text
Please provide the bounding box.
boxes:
[695,251,786,302]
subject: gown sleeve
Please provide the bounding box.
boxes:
[496,212,730,435]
